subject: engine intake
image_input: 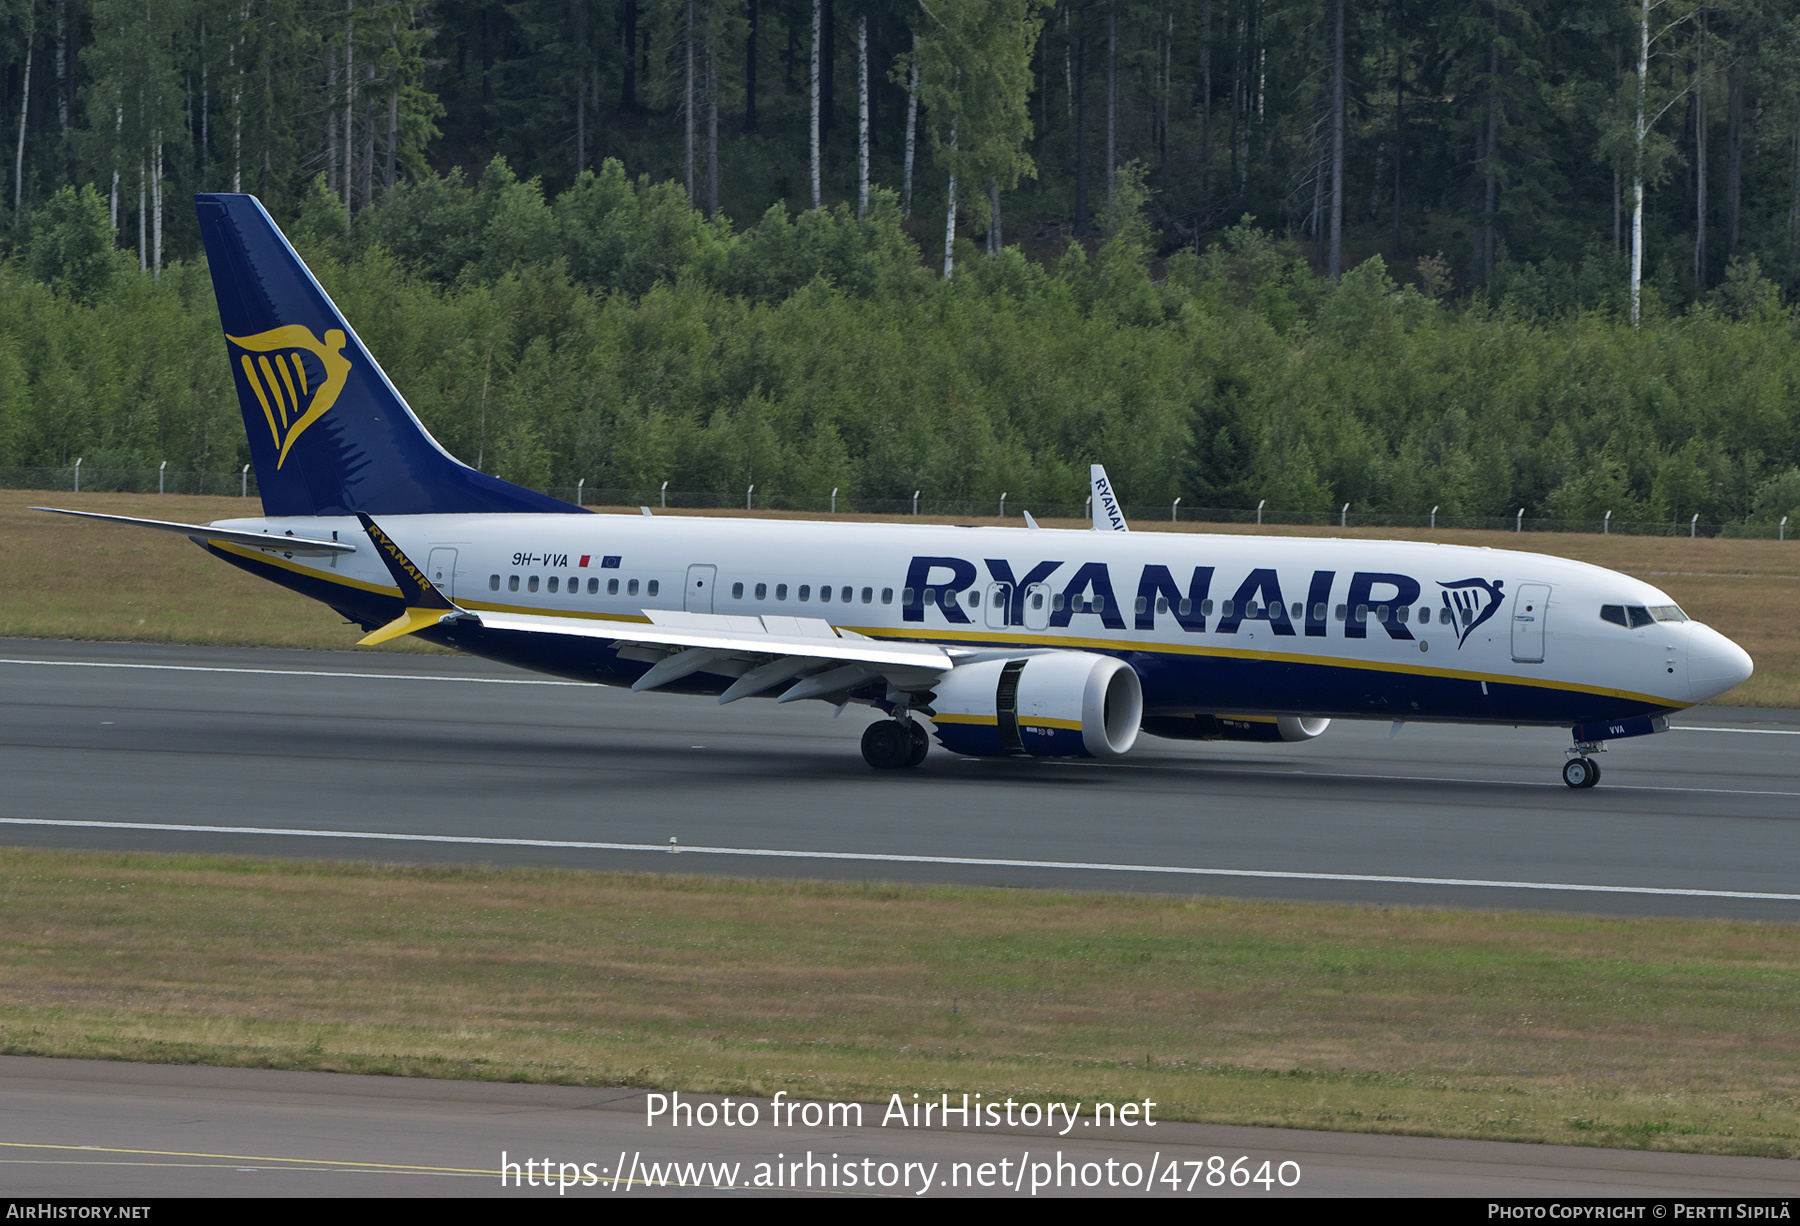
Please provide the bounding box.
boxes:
[1140,714,1331,743]
[929,653,1143,759]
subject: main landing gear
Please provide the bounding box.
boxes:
[862,717,930,770]
[1562,741,1605,789]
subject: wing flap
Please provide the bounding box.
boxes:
[473,610,954,673]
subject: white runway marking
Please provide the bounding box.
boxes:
[0,658,586,685]
[1675,726,1800,735]
[2,817,1796,903]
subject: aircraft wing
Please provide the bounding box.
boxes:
[471,608,956,703]
[31,507,356,556]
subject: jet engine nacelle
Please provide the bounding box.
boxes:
[1140,714,1331,743]
[928,652,1144,759]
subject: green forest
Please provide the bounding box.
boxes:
[2,1,1800,529]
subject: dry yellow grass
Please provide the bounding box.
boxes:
[0,850,1794,1157]
[1,489,1793,702]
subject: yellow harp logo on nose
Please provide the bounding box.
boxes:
[226,326,352,469]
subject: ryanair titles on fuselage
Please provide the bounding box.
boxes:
[900,555,1505,645]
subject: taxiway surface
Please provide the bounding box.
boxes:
[1,1056,1794,1198]
[1,638,1797,919]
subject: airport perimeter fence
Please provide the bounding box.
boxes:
[7,466,1791,540]
[3,464,261,499]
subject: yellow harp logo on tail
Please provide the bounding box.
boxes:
[226,326,353,469]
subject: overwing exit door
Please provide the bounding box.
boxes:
[685,564,717,613]
[1511,583,1550,663]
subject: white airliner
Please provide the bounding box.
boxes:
[37,194,1753,788]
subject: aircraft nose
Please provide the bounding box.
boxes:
[1687,623,1754,703]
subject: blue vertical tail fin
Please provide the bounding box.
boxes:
[194,193,584,518]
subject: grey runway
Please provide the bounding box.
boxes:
[0,1056,1794,1198]
[1,638,1798,918]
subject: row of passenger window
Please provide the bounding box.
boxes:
[729,582,894,604]
[491,574,660,596]
[487,570,1475,628]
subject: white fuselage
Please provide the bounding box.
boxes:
[203,512,1752,726]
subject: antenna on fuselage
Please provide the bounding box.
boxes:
[1089,464,1129,532]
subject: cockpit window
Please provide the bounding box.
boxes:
[1602,604,1659,629]
[1649,605,1688,622]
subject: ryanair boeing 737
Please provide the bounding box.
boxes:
[37,194,1754,787]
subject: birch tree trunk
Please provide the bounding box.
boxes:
[231,17,241,193]
[1693,45,1706,291]
[138,160,146,270]
[343,1,355,218]
[110,99,121,228]
[810,0,821,208]
[1075,25,1089,233]
[942,123,956,277]
[1201,0,1211,189]
[685,0,695,206]
[744,0,757,131]
[152,137,163,281]
[1484,28,1498,283]
[326,46,339,194]
[55,0,67,157]
[1725,57,1742,260]
[900,40,917,219]
[706,40,719,217]
[1328,0,1344,279]
[856,16,868,220]
[14,25,32,222]
[575,7,586,176]
[1632,0,1648,330]
[1105,0,1116,203]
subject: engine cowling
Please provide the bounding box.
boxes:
[928,652,1144,759]
[1140,714,1331,743]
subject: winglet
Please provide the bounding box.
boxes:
[1089,464,1129,532]
[1022,510,1041,530]
[355,513,464,645]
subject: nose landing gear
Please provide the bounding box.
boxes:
[1562,740,1605,789]
[863,716,930,770]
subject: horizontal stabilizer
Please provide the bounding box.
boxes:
[31,507,355,556]
[359,607,460,647]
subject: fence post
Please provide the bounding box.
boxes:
[1340,502,1348,528]
[832,487,839,514]
[242,464,250,497]
[661,480,668,508]
[998,492,1006,519]
[1782,516,1788,542]
[1516,508,1524,532]
[1604,510,1611,535]
[1690,513,1698,539]
[913,490,920,515]
[576,478,584,506]
[1171,497,1181,523]
[1256,498,1265,526]
[159,460,167,495]
[1430,505,1437,530]
[73,458,82,493]
[746,484,755,511]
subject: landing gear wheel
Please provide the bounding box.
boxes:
[1562,757,1601,789]
[861,720,913,770]
[905,720,930,767]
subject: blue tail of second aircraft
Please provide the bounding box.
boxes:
[194,193,584,518]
